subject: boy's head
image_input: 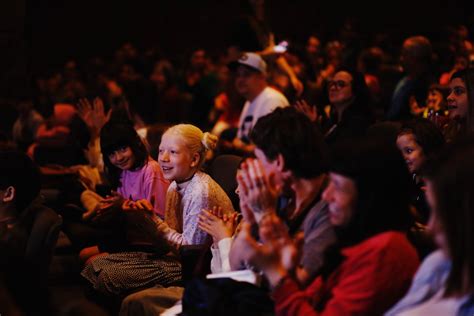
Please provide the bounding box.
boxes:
[0,151,41,212]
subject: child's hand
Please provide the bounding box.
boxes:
[122,199,154,212]
[92,191,123,223]
[100,190,123,206]
[199,207,238,243]
[122,198,158,225]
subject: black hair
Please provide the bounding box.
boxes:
[450,68,474,134]
[329,138,413,244]
[250,106,329,179]
[398,118,446,158]
[337,68,374,118]
[320,138,414,279]
[100,121,149,188]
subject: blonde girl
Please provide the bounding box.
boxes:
[81,124,234,296]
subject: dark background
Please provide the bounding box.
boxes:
[1,0,473,98]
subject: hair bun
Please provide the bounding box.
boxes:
[201,132,218,151]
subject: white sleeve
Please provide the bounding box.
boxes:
[217,237,233,273]
[210,243,223,274]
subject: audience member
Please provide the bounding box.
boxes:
[387,138,474,315]
[235,138,419,315]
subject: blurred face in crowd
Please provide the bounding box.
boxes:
[396,133,425,174]
[150,65,167,89]
[306,36,321,55]
[328,71,354,107]
[447,77,469,120]
[253,148,284,189]
[322,172,358,227]
[425,180,448,255]
[426,89,444,111]
[400,40,416,72]
[235,65,265,101]
[119,64,139,82]
[454,56,468,71]
[190,50,207,71]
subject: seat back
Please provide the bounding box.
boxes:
[180,244,212,286]
[206,154,243,212]
[24,205,62,287]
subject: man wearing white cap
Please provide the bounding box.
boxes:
[229,52,289,154]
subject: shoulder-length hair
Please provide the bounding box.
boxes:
[451,68,474,134]
[320,137,413,279]
[100,121,149,188]
[329,138,413,244]
[336,68,375,122]
[423,137,474,296]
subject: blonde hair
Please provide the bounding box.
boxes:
[164,124,218,168]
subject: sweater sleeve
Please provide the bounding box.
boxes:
[147,215,184,252]
[182,175,235,246]
[273,277,324,316]
[273,236,419,316]
[142,162,169,219]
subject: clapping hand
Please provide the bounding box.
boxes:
[233,213,303,287]
[294,100,318,123]
[237,159,281,223]
[199,206,239,243]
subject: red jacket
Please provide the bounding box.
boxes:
[273,231,419,316]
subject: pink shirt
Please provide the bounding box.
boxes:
[118,157,169,218]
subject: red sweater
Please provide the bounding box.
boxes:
[273,231,419,316]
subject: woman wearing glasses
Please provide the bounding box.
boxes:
[318,69,375,145]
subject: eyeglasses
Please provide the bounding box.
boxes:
[449,86,466,96]
[328,80,351,89]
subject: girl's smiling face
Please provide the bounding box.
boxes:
[396,133,425,174]
[158,132,200,182]
[108,146,136,170]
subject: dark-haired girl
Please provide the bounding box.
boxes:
[78,121,169,262]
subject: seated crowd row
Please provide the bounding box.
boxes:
[2,45,474,315]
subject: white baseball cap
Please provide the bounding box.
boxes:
[228,52,267,75]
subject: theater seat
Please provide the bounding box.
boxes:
[25,205,62,288]
[206,154,243,212]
